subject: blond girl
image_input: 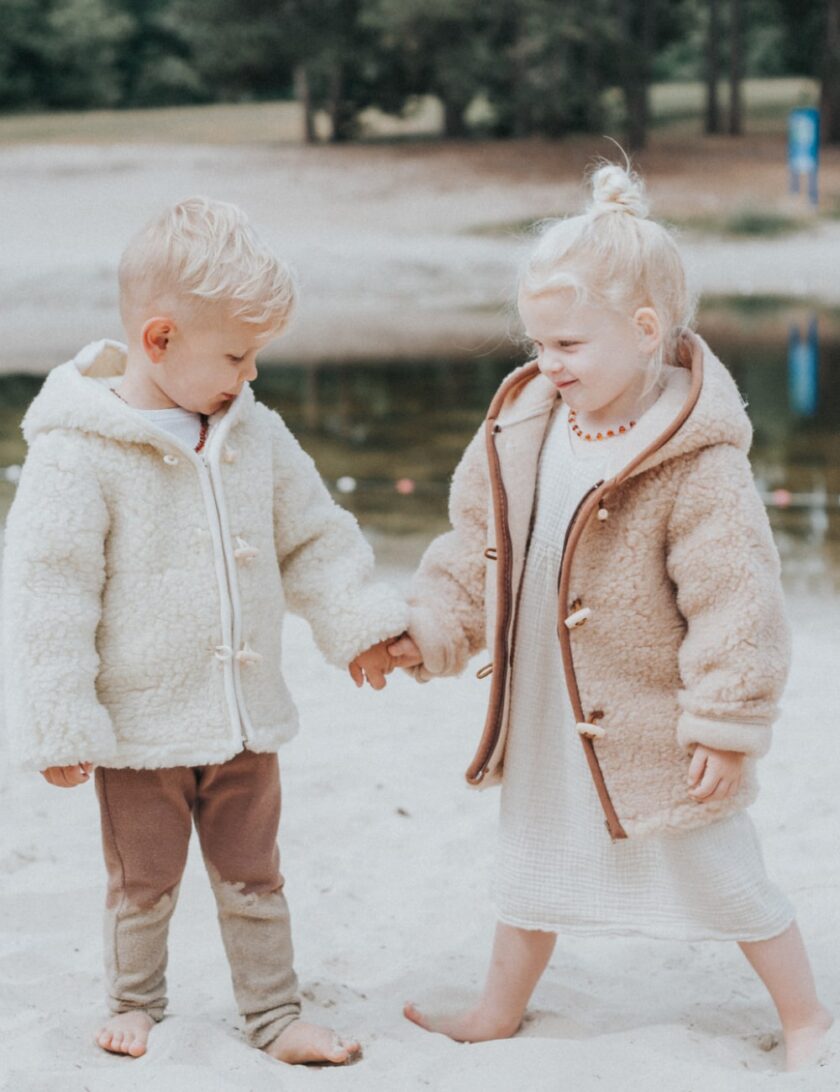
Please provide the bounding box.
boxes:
[388,164,832,1071]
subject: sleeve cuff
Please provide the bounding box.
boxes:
[407,603,464,678]
[676,710,772,757]
[318,583,409,668]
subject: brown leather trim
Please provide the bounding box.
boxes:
[465,363,540,784]
[556,484,627,840]
[608,331,705,492]
[556,330,706,840]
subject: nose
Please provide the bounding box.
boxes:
[243,358,258,383]
[539,351,568,382]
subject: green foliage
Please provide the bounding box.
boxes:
[45,0,134,108]
[0,0,835,144]
[0,0,52,108]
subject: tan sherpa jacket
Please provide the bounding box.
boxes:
[2,340,407,772]
[407,332,790,838]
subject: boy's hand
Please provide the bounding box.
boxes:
[41,762,94,788]
[387,634,423,669]
[348,640,394,690]
[687,745,745,803]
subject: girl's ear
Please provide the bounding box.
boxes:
[633,307,662,356]
[141,317,175,364]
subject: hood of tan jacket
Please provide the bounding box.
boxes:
[21,339,253,451]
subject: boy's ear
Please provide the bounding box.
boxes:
[633,306,662,355]
[141,317,175,363]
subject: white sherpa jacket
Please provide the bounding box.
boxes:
[407,332,791,838]
[2,340,408,772]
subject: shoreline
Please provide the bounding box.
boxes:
[2,138,840,375]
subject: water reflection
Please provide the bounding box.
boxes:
[1,322,838,592]
[788,315,819,418]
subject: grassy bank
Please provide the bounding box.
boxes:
[0,78,819,147]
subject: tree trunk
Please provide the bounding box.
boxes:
[705,0,721,133]
[327,60,354,143]
[619,0,654,151]
[581,0,602,130]
[442,97,468,138]
[293,63,316,144]
[821,0,840,144]
[728,0,743,136]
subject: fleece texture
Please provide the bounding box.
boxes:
[2,340,407,771]
[407,333,791,836]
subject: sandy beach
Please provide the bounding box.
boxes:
[2,126,840,1090]
[1,560,839,1091]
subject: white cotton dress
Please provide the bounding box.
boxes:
[493,401,795,941]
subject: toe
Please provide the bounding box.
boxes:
[404,1003,428,1029]
[329,1036,359,1063]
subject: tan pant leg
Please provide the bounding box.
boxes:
[194,749,300,1049]
[96,766,195,1021]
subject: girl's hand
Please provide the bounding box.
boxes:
[41,763,94,788]
[387,634,423,668]
[687,745,745,803]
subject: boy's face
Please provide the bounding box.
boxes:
[145,309,280,415]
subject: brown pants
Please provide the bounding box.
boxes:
[95,749,300,1048]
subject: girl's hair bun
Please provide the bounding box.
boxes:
[589,163,650,218]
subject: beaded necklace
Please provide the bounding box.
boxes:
[112,388,209,453]
[568,408,636,442]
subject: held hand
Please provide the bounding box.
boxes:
[687,745,745,803]
[387,634,423,669]
[41,762,94,788]
[348,640,395,690]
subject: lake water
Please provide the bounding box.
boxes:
[1,316,838,593]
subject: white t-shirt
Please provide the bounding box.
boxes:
[137,407,203,450]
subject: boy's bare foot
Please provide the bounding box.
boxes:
[403,1001,521,1043]
[784,1009,834,1071]
[96,1011,155,1057]
[264,1019,361,1065]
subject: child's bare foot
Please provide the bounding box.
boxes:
[96,1011,155,1057]
[403,1001,521,1043]
[783,1009,834,1071]
[264,1019,361,1065]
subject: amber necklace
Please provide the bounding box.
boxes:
[112,388,209,453]
[568,408,636,442]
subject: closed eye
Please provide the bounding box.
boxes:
[227,354,245,363]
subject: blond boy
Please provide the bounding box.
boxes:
[2,197,405,1064]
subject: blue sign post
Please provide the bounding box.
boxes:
[788,108,820,206]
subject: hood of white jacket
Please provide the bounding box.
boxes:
[22,339,254,451]
[494,332,751,480]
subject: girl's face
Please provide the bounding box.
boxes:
[518,289,660,421]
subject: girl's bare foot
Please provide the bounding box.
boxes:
[783,1009,834,1071]
[96,1011,155,1057]
[403,1001,520,1043]
[264,1019,361,1065]
[404,923,555,1044]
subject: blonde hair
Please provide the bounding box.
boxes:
[119,196,295,329]
[520,162,695,386]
